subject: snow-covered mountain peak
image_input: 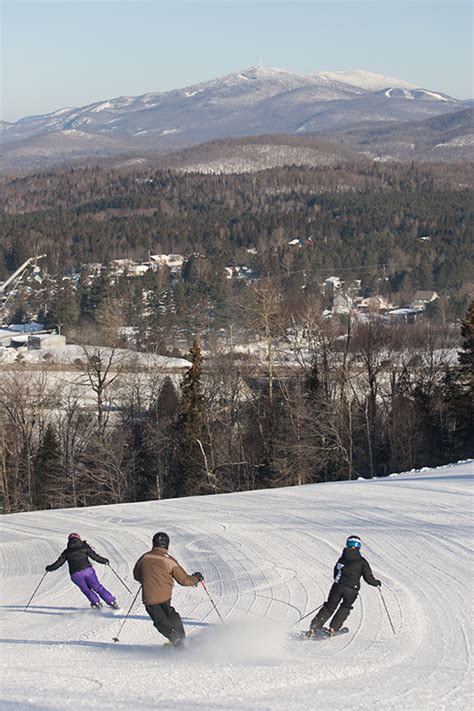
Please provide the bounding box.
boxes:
[238,65,300,80]
[88,96,137,113]
[318,69,417,92]
[1,66,466,170]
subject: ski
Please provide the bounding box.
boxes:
[317,626,349,640]
[293,626,349,641]
[162,641,186,651]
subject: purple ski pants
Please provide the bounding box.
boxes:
[70,566,115,606]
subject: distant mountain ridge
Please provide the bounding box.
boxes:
[0,66,470,173]
[318,69,417,91]
[151,134,367,174]
[320,108,474,162]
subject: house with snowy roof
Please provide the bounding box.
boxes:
[356,296,392,314]
[324,276,343,296]
[386,308,420,324]
[411,290,439,311]
[333,293,354,315]
[149,254,185,269]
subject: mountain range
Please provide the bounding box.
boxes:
[1,66,472,173]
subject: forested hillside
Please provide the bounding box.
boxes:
[1,162,473,315]
[0,161,473,513]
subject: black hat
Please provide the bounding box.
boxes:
[153,532,170,549]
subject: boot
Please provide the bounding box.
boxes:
[308,620,322,637]
[169,628,185,648]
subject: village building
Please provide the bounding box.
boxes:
[386,308,420,324]
[356,296,392,314]
[149,254,185,271]
[29,333,67,349]
[333,293,354,314]
[411,290,439,311]
[324,276,343,295]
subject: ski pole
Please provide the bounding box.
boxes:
[378,586,396,636]
[112,586,141,643]
[107,564,133,594]
[200,580,224,623]
[24,571,48,612]
[289,602,324,629]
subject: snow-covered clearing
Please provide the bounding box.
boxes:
[1,461,473,710]
[0,344,191,370]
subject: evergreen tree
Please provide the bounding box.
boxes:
[157,376,180,420]
[44,279,80,333]
[154,377,180,498]
[452,301,474,457]
[127,421,158,502]
[34,423,62,510]
[79,267,112,323]
[173,341,211,496]
[458,301,474,378]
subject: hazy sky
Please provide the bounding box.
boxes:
[1,0,473,122]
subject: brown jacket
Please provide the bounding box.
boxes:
[133,547,199,606]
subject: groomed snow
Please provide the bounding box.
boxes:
[0,461,472,710]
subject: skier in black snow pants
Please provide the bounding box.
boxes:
[309,535,381,635]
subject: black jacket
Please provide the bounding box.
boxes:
[46,538,109,575]
[333,547,379,590]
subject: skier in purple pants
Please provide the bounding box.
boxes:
[45,533,118,609]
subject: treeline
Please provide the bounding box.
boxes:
[1,163,473,305]
[2,160,474,214]
[1,302,472,514]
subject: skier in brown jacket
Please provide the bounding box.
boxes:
[133,531,203,647]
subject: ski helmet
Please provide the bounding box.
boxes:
[68,533,81,540]
[153,532,170,549]
[346,535,361,549]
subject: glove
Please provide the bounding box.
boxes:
[375,580,382,587]
[193,571,204,583]
[104,559,110,565]
[45,565,53,572]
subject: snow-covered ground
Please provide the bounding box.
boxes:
[1,461,473,710]
[0,344,191,370]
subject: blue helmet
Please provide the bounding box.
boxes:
[346,535,361,549]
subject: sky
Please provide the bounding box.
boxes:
[1,0,473,122]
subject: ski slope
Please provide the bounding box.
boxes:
[1,461,473,710]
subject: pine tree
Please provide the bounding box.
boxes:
[452,301,474,458]
[34,423,62,510]
[153,377,180,499]
[45,279,79,333]
[173,341,211,497]
[79,267,111,323]
[157,376,180,420]
[127,421,158,502]
[458,301,474,378]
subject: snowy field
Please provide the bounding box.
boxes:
[0,461,473,710]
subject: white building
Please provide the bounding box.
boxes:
[149,254,185,270]
[357,296,392,314]
[386,308,420,324]
[411,290,439,311]
[333,293,354,314]
[29,333,67,349]
[324,276,343,295]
